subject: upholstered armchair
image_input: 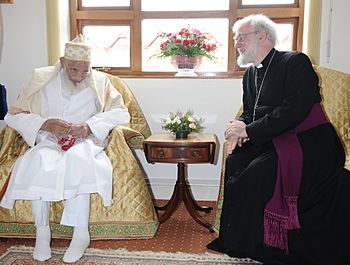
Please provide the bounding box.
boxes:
[0,74,159,239]
[213,66,350,232]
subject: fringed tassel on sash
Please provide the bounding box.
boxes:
[286,196,301,229]
[264,196,301,251]
[264,209,289,251]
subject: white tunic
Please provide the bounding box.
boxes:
[0,71,130,209]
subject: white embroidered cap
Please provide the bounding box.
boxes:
[64,34,91,62]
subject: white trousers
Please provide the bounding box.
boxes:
[32,194,90,227]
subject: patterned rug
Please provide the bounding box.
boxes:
[0,246,261,264]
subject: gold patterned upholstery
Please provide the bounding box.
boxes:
[213,66,350,232]
[0,74,158,239]
[314,66,350,168]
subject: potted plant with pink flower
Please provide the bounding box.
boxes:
[152,27,219,76]
[161,110,204,139]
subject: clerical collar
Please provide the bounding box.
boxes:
[255,48,276,69]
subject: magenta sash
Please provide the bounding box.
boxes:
[264,103,329,251]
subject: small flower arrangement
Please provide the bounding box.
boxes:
[161,110,204,135]
[153,27,218,61]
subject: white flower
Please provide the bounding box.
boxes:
[189,123,196,129]
[188,116,195,122]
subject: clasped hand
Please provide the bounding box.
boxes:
[41,119,92,139]
[225,119,247,155]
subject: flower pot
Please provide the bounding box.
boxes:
[172,56,201,77]
[175,130,190,139]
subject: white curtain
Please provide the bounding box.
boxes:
[46,0,70,65]
[46,0,60,65]
[306,0,322,65]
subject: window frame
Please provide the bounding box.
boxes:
[69,0,305,78]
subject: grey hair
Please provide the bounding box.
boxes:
[232,14,277,46]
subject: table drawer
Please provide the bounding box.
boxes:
[149,146,210,163]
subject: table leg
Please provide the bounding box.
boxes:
[156,182,181,223]
[178,163,214,232]
[190,196,213,213]
[155,163,214,232]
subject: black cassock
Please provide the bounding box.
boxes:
[208,49,350,265]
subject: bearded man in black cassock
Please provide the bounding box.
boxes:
[207,14,350,265]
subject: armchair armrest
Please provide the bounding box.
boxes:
[109,125,146,150]
[0,126,28,163]
[0,126,29,201]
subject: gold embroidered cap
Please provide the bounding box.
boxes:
[64,34,91,62]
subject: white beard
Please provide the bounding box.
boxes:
[60,69,91,98]
[237,47,258,67]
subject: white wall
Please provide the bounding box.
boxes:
[0,0,48,128]
[0,0,349,200]
[319,0,350,73]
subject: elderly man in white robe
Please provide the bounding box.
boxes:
[0,34,131,263]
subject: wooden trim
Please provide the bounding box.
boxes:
[236,7,301,18]
[69,0,79,39]
[81,20,130,26]
[229,0,239,72]
[141,11,229,19]
[0,0,14,3]
[297,0,305,51]
[130,0,141,72]
[75,10,134,20]
[238,0,299,9]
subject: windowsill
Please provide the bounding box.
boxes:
[97,69,244,79]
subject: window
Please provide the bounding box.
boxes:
[70,0,305,77]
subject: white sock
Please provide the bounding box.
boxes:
[33,225,51,261]
[63,227,90,263]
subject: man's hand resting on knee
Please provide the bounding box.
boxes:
[41,118,72,138]
[41,119,92,139]
[225,119,248,155]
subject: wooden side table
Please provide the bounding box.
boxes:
[143,133,218,232]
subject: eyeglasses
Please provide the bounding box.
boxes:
[233,31,258,42]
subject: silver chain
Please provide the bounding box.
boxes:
[252,49,276,121]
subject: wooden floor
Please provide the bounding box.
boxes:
[0,200,220,256]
